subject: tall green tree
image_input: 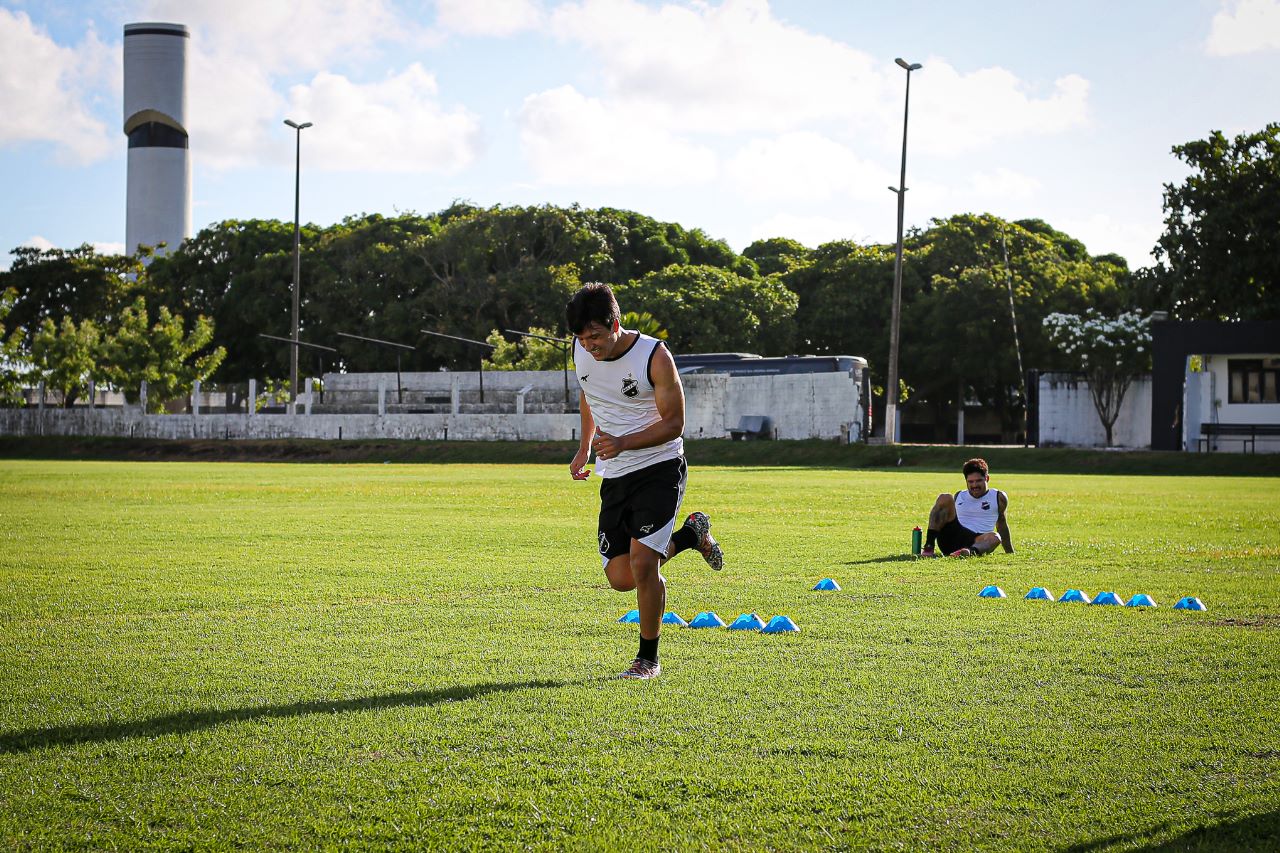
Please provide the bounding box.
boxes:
[1152,123,1279,320]
[0,288,27,406]
[99,297,226,412]
[616,264,797,355]
[0,245,146,348]
[28,316,102,407]
[145,219,301,383]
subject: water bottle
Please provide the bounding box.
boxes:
[911,526,922,555]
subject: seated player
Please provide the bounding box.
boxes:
[920,457,1014,558]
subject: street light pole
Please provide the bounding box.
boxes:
[885,57,921,445]
[284,118,312,410]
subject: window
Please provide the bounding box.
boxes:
[1227,358,1280,404]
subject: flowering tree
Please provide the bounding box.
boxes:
[1044,310,1152,446]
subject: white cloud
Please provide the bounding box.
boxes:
[0,9,114,164]
[967,168,1042,201]
[1206,0,1280,55]
[140,0,410,73]
[134,0,479,171]
[724,132,893,203]
[518,85,717,185]
[529,0,1091,190]
[285,65,483,173]
[436,0,544,36]
[1057,213,1162,268]
[909,64,1090,155]
[18,235,57,251]
[549,0,884,134]
[93,241,127,256]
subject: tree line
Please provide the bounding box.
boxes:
[2,124,1275,431]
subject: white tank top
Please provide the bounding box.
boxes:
[574,331,684,478]
[955,488,1003,534]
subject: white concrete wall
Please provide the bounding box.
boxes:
[1037,372,1152,449]
[1,369,863,443]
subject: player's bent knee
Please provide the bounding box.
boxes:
[936,492,954,506]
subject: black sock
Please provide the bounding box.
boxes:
[925,529,938,548]
[638,635,659,663]
[669,525,697,555]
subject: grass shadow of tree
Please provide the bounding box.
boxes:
[1061,809,1280,852]
[0,678,586,755]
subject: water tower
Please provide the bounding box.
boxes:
[123,22,191,257]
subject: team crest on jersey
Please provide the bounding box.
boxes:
[599,532,610,555]
[621,372,638,398]
[981,502,990,510]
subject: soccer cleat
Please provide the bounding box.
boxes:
[617,657,661,680]
[685,511,724,570]
[948,547,974,558]
[919,546,937,559]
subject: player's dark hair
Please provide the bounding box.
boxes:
[565,282,620,335]
[963,458,989,478]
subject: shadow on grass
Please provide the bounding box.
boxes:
[1062,809,1280,851]
[841,554,919,565]
[0,678,585,755]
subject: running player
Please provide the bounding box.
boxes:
[567,283,723,680]
[920,458,1014,557]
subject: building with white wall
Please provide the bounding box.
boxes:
[123,22,191,257]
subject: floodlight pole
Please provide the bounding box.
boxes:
[284,118,312,411]
[885,57,921,446]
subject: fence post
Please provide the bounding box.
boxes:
[248,379,256,418]
[139,380,148,413]
[87,379,96,408]
[378,379,387,417]
[451,374,460,414]
[38,381,46,412]
[192,379,201,416]
[304,378,313,416]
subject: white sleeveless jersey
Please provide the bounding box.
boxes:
[574,331,684,478]
[955,488,1003,534]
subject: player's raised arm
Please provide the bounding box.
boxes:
[997,491,1014,553]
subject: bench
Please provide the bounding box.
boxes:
[730,415,772,441]
[1199,423,1280,453]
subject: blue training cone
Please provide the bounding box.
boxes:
[813,578,842,591]
[1025,587,1055,602]
[728,612,766,631]
[661,611,689,627]
[1093,591,1124,606]
[762,615,800,633]
[689,611,727,629]
[978,585,1007,599]
[1059,589,1092,604]
[1174,596,1208,611]
[617,609,640,624]
[1126,593,1157,608]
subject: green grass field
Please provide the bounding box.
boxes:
[1,459,1277,850]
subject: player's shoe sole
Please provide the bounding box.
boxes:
[617,658,661,679]
[685,511,723,570]
[948,547,974,557]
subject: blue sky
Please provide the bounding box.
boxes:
[2,0,1278,271]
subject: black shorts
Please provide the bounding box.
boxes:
[937,520,978,555]
[597,456,687,563]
